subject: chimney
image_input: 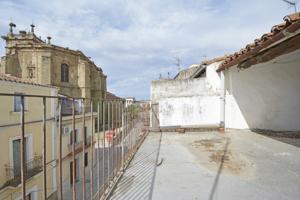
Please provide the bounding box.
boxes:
[9,22,16,33]
[30,24,35,33]
[19,30,26,37]
[47,36,52,44]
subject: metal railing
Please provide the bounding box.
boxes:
[3,155,42,188]
[0,93,150,200]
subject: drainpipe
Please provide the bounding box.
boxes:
[219,70,225,133]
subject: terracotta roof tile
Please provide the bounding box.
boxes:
[201,56,227,65]
[217,12,300,72]
[283,12,300,23]
[106,91,124,101]
[0,73,56,88]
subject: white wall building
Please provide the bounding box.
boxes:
[151,58,225,130]
[151,12,300,132]
[125,97,135,108]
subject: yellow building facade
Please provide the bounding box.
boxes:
[59,113,96,198]
[0,74,98,200]
[0,74,58,200]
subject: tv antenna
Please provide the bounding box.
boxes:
[174,56,181,72]
[281,0,297,13]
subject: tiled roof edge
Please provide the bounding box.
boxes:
[216,12,300,72]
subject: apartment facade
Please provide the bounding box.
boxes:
[59,113,95,199]
[0,74,58,200]
[0,73,99,200]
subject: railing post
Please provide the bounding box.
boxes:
[97,101,100,194]
[116,101,119,171]
[115,101,118,173]
[124,106,128,161]
[129,107,132,155]
[90,100,94,199]
[58,99,63,200]
[20,95,26,200]
[118,101,121,171]
[102,100,106,192]
[82,99,86,200]
[117,100,121,171]
[111,101,114,179]
[121,102,124,170]
[42,97,47,200]
[72,99,76,200]
[107,101,110,185]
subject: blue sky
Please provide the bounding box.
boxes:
[0,0,296,99]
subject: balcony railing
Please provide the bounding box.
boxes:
[0,93,150,200]
[3,155,42,188]
[67,136,92,150]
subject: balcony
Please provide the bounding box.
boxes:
[67,136,92,151]
[2,155,42,188]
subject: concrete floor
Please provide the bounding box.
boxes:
[109,130,300,200]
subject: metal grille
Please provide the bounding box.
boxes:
[0,93,149,200]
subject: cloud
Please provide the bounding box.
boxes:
[0,0,294,99]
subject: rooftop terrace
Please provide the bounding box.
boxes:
[109,130,300,200]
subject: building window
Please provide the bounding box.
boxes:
[61,64,69,82]
[70,129,78,145]
[13,93,24,112]
[70,159,79,185]
[84,127,87,145]
[25,192,32,200]
[12,138,27,177]
[12,137,31,178]
[84,152,88,167]
[27,67,35,79]
[95,117,98,132]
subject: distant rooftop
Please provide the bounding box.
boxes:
[0,73,56,88]
[106,91,124,101]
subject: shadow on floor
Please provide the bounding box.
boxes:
[208,138,230,200]
[109,132,163,200]
[252,129,300,148]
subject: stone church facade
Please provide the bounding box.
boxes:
[0,24,106,101]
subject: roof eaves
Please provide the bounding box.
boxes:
[216,12,300,72]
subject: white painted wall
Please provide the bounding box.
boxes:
[225,49,300,131]
[151,62,222,128]
[151,78,209,102]
[225,94,249,129]
[159,96,220,127]
[205,61,222,93]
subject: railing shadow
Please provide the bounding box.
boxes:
[109,132,162,200]
[208,138,230,200]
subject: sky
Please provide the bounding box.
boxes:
[0,0,296,99]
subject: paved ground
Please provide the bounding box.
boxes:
[109,130,300,200]
[110,133,160,200]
